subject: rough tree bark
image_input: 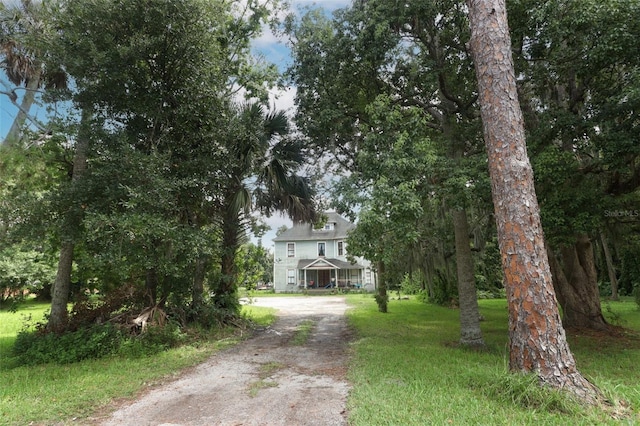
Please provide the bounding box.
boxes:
[550,235,609,330]
[600,231,619,301]
[214,204,241,312]
[466,0,602,403]
[47,114,90,333]
[452,208,484,346]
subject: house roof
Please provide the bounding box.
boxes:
[297,258,364,270]
[273,212,355,242]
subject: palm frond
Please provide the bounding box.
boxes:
[263,109,289,137]
[230,185,252,216]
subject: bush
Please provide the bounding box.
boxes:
[118,322,185,358]
[13,323,123,365]
[400,273,423,295]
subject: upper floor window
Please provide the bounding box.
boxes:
[287,242,295,257]
[337,241,345,256]
[318,242,326,257]
[313,222,335,231]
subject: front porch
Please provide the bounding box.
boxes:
[285,257,374,292]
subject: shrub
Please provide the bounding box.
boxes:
[118,321,185,358]
[400,273,423,295]
[13,323,123,365]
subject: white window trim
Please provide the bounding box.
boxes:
[317,241,326,257]
[287,242,296,258]
[337,240,345,256]
[287,269,296,284]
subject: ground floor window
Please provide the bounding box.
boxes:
[287,269,296,284]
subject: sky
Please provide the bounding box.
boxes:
[0,0,351,249]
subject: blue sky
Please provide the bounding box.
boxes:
[1,0,349,141]
[0,0,351,247]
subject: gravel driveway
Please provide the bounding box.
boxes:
[98,296,351,426]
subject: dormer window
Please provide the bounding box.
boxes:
[313,222,335,231]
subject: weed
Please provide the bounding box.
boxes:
[290,320,314,346]
[247,362,284,397]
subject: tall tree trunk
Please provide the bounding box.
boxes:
[376,261,388,313]
[47,113,90,333]
[452,208,484,346]
[3,68,42,147]
[467,0,601,403]
[214,205,241,312]
[551,235,609,330]
[600,231,619,301]
[48,241,74,333]
[145,268,158,306]
[191,255,209,311]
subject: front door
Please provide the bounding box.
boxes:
[318,270,331,288]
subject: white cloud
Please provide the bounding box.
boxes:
[269,86,297,116]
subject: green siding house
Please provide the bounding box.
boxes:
[272,212,376,292]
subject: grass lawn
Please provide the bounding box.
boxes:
[345,294,640,425]
[0,301,277,425]
[2,295,639,425]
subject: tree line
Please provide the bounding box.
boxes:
[286,0,638,403]
[1,0,639,407]
[1,0,314,331]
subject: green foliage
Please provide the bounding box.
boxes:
[374,291,388,313]
[13,323,123,365]
[619,236,640,301]
[290,320,314,346]
[399,273,422,295]
[194,296,242,328]
[0,246,56,304]
[235,243,273,290]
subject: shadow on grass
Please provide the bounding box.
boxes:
[0,335,18,369]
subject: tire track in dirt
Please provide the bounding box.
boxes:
[97,296,351,426]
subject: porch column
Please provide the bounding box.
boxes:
[304,269,307,289]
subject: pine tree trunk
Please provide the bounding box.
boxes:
[47,113,90,332]
[600,231,619,301]
[452,208,484,346]
[467,0,601,403]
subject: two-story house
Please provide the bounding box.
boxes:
[272,212,376,292]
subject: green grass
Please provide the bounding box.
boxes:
[290,319,314,346]
[247,361,285,397]
[0,301,278,425]
[3,296,640,425]
[345,295,640,425]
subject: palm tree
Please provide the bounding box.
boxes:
[213,102,316,313]
[0,0,66,147]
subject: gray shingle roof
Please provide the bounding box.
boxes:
[272,212,354,242]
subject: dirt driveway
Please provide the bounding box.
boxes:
[99,296,351,426]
